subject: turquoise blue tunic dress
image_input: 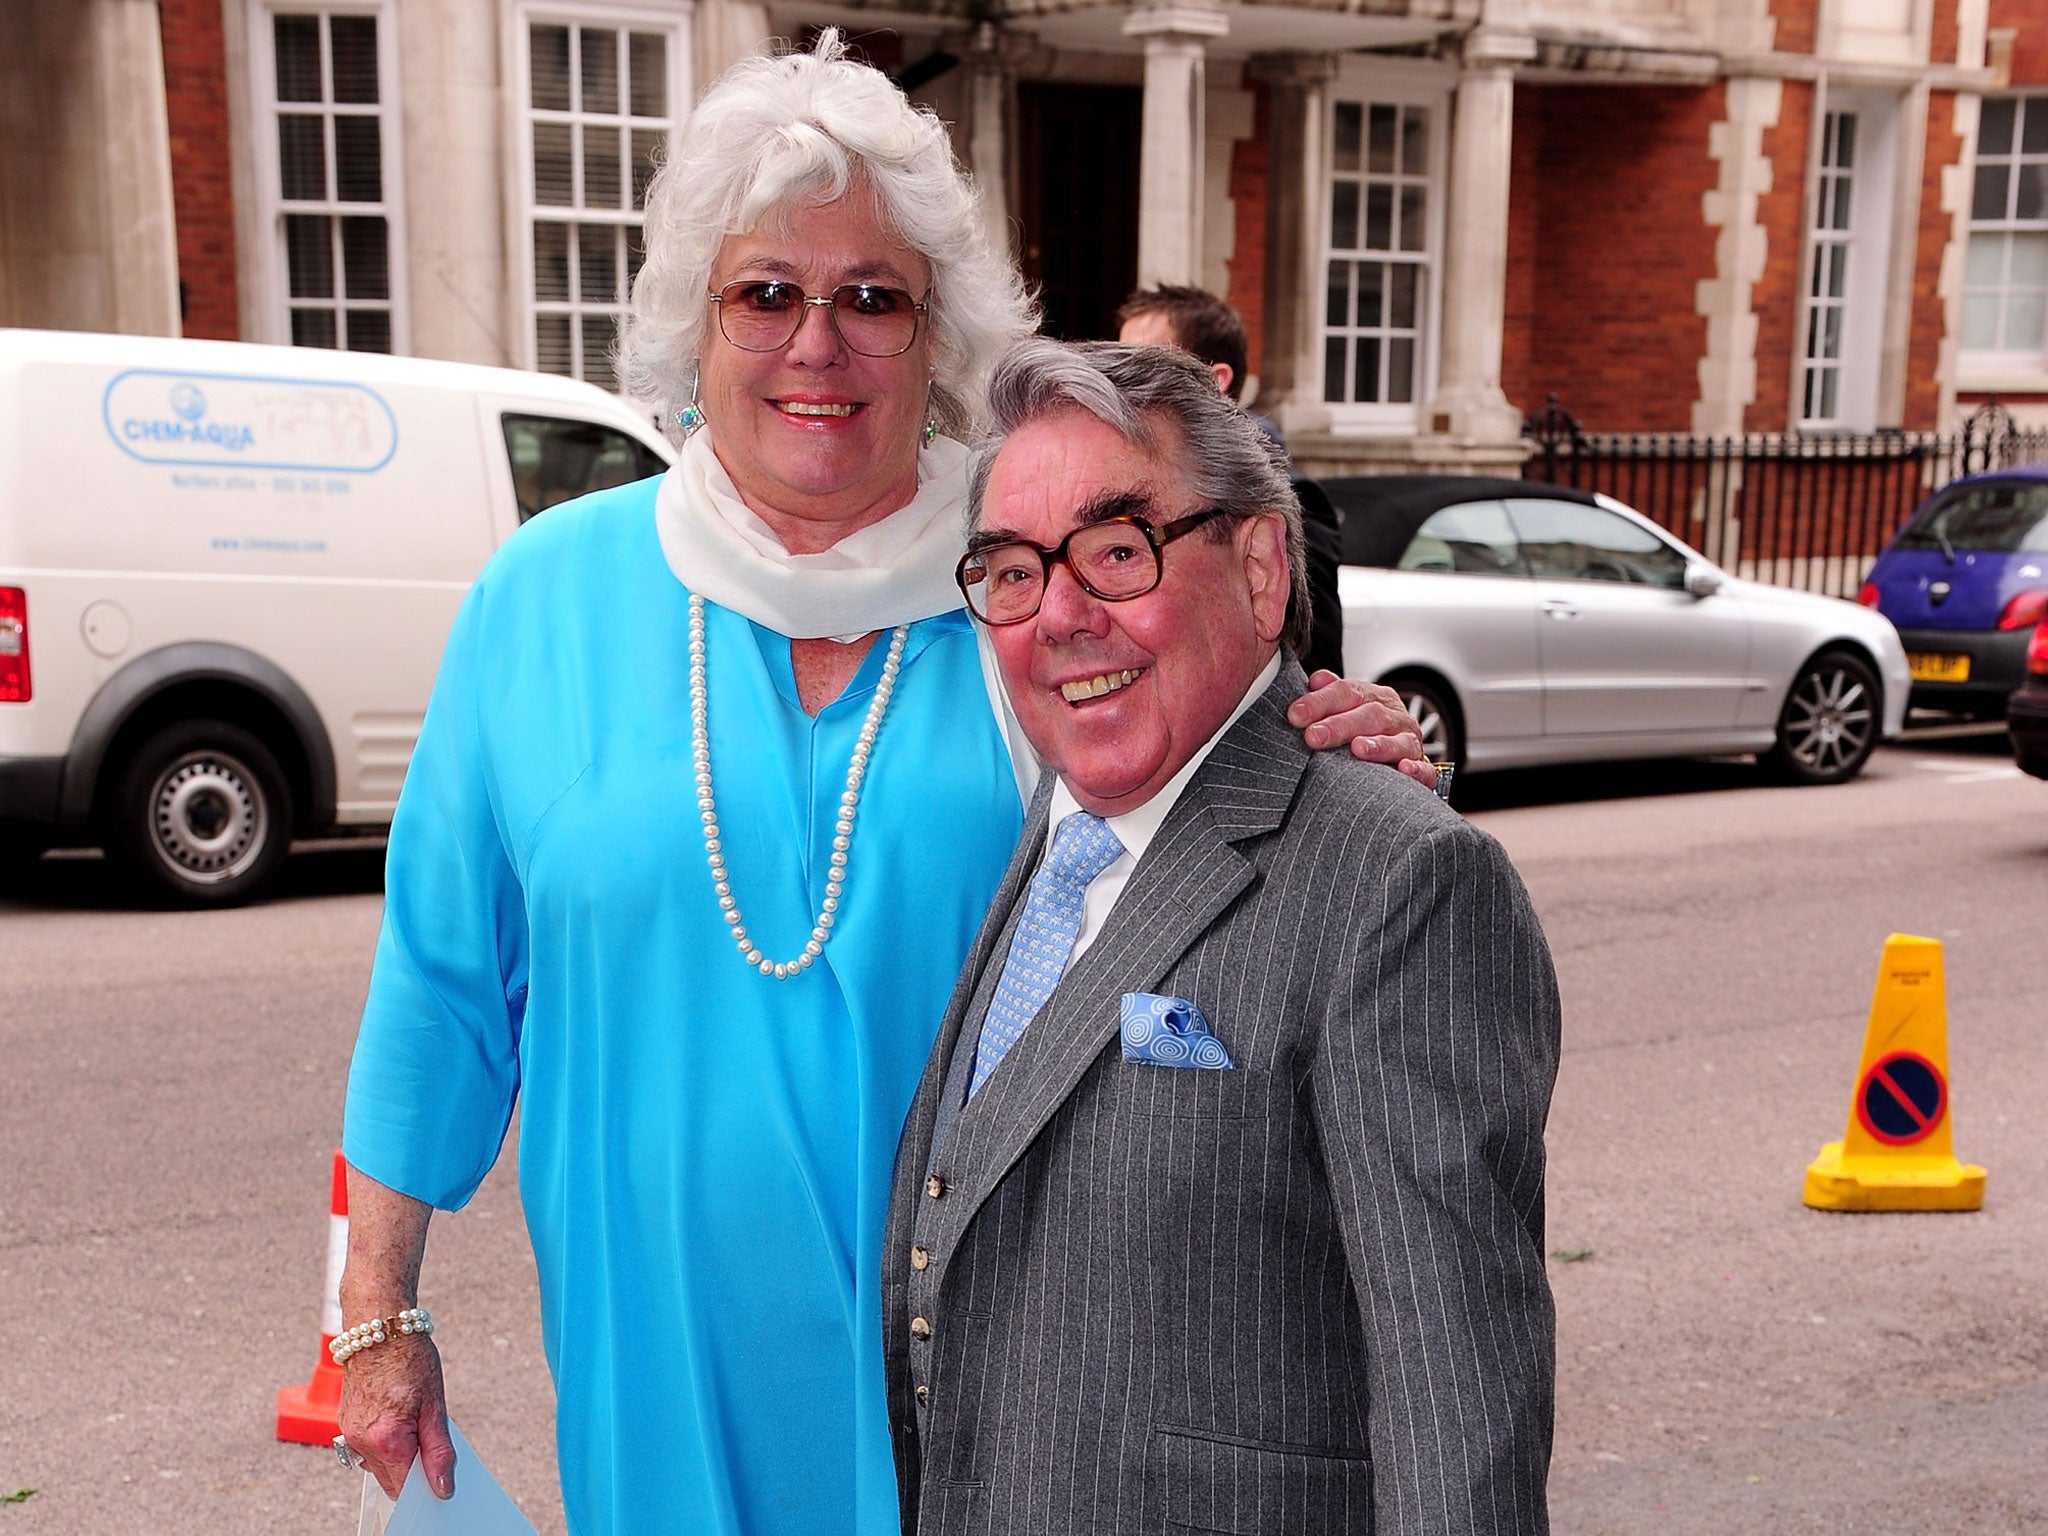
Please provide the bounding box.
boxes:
[342,477,1023,1535]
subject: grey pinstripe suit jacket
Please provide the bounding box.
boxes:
[882,660,1561,1536]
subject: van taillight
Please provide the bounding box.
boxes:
[0,587,28,702]
[1856,581,1880,608]
[2029,619,2048,680]
[1997,588,2048,631]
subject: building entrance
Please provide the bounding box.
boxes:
[1018,82,1141,340]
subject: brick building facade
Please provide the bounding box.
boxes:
[3,0,2042,467]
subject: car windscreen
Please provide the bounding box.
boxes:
[1895,480,2048,554]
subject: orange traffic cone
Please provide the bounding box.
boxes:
[1803,935,1987,1212]
[276,1149,349,1444]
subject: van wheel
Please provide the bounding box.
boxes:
[110,721,293,906]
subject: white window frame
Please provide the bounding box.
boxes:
[244,0,410,352]
[1796,91,1898,431]
[1317,62,1450,436]
[507,2,691,390]
[1959,93,2048,385]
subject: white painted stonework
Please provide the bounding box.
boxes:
[1126,2,1229,289]
[1425,60,1525,446]
[1202,64,1254,301]
[1694,76,1782,435]
[1937,89,1982,426]
[1817,0,1924,69]
[403,0,503,363]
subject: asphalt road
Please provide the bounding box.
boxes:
[1,727,2042,1534]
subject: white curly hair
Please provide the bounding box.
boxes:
[619,31,1037,440]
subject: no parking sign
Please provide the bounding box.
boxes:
[1854,1050,1947,1147]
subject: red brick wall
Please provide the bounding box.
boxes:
[1930,0,1960,68]
[1747,80,1815,430]
[1906,90,1965,428]
[1227,83,1270,385]
[1769,0,1817,59]
[1991,0,2048,83]
[160,0,239,339]
[1501,90,1541,425]
[1500,83,1722,431]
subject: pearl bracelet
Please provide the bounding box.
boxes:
[329,1307,434,1365]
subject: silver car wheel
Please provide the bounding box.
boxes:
[147,749,269,884]
[1403,693,1451,761]
[1388,677,1460,766]
[1777,655,1878,783]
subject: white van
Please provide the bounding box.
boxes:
[0,329,674,904]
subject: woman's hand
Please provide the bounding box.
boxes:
[1287,671,1440,791]
[337,1166,455,1500]
[341,1333,455,1500]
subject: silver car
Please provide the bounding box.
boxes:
[1329,477,1911,785]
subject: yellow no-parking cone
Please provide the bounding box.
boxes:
[1804,934,1985,1212]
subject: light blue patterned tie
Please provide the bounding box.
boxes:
[968,811,1125,1099]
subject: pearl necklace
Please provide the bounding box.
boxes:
[689,594,910,979]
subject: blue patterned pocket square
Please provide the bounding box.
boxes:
[1120,992,1234,1069]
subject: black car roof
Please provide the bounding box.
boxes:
[1322,475,1602,568]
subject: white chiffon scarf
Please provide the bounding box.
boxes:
[650,429,1042,805]
[654,430,972,639]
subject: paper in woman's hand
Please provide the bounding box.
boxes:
[356,1420,536,1536]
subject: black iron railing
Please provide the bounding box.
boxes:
[1521,398,2048,599]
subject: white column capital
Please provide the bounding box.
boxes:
[1460,28,1537,69]
[1122,3,1229,42]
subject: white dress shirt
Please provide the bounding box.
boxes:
[1042,650,1283,973]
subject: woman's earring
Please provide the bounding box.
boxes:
[675,372,706,437]
[922,416,939,447]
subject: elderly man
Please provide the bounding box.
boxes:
[882,340,1561,1536]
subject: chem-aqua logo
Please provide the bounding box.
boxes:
[113,377,255,453]
[103,368,397,472]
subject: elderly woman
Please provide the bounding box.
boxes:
[335,34,1429,1536]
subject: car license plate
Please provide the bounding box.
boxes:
[1907,652,1971,683]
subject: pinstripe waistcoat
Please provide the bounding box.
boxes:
[882,661,1561,1536]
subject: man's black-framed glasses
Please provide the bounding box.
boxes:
[708,280,930,357]
[956,509,1227,625]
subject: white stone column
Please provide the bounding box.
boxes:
[402,0,503,363]
[1201,64,1255,301]
[1124,3,1228,289]
[96,0,180,336]
[1423,30,1533,449]
[694,0,772,91]
[964,23,1015,268]
[1247,51,1337,438]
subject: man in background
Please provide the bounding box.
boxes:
[1117,285,1345,675]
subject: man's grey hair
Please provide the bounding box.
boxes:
[620,31,1036,441]
[968,339,1311,655]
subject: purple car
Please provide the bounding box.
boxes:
[1859,468,2048,717]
